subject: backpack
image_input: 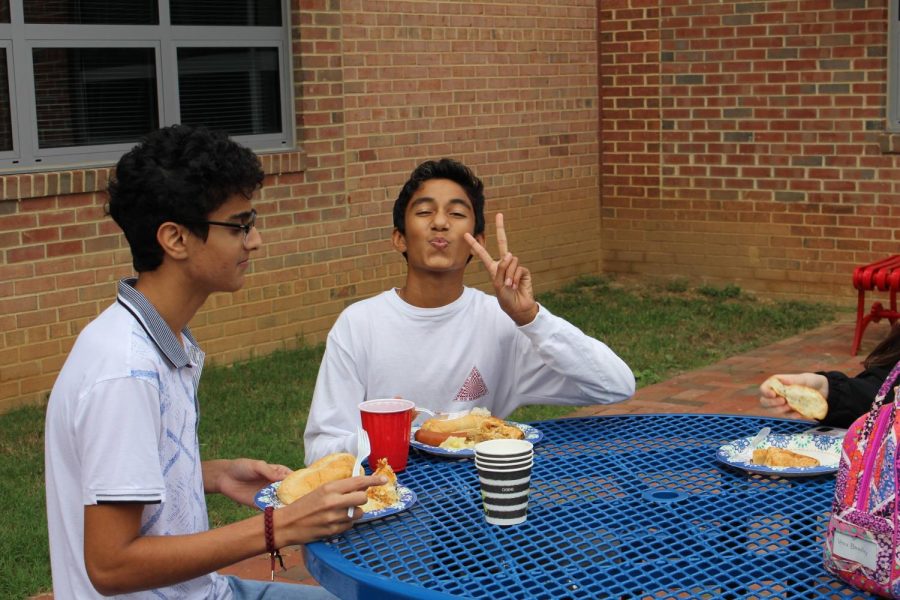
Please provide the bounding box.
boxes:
[824,361,900,596]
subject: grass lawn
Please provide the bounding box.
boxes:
[1,275,840,598]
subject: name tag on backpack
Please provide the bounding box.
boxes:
[832,530,878,570]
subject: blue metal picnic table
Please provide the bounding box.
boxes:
[304,414,873,599]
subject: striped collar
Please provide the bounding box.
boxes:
[116,278,199,369]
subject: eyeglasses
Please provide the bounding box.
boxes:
[186,209,257,241]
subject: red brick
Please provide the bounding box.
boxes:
[47,240,84,258]
[22,227,60,244]
[7,245,45,263]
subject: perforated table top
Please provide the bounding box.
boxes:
[304,414,873,599]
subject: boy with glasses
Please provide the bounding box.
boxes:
[303,158,635,464]
[44,125,383,599]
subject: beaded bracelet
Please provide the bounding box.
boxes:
[264,506,285,581]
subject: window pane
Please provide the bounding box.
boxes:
[0,49,11,151]
[24,0,158,25]
[0,0,9,23]
[170,0,280,26]
[33,48,159,149]
[178,47,281,136]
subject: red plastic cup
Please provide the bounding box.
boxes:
[359,399,415,472]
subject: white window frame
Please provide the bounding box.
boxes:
[0,0,294,173]
[0,39,17,160]
[889,0,900,131]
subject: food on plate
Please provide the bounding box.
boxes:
[751,447,820,468]
[361,458,399,512]
[414,408,525,448]
[764,376,828,420]
[438,436,471,450]
[275,452,400,511]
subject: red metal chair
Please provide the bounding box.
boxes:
[851,255,900,355]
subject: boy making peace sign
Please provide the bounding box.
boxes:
[303,158,635,464]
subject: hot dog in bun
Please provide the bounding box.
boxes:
[414,409,524,447]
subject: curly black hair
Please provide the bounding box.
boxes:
[392,158,485,237]
[106,124,264,272]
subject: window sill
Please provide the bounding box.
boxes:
[0,148,306,202]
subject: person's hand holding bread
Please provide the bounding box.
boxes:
[206,456,388,540]
[273,473,388,545]
[759,373,829,420]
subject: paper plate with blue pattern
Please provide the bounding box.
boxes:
[716,432,842,477]
[254,481,416,522]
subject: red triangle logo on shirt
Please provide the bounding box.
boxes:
[454,366,488,402]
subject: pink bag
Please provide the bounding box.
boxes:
[824,361,900,596]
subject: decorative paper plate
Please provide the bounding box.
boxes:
[409,423,543,458]
[716,432,842,477]
[254,481,416,522]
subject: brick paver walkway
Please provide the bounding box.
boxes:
[30,314,890,595]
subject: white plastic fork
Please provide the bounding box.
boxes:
[749,426,771,452]
[348,427,371,517]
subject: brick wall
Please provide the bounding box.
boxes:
[600,0,900,299]
[0,0,601,413]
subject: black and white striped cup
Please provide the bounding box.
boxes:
[475,439,534,526]
[476,462,532,526]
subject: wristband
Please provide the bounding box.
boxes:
[264,506,285,580]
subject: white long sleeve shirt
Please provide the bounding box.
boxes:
[303,287,635,464]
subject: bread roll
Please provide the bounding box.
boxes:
[276,452,355,505]
[419,413,485,433]
[414,413,481,446]
[764,376,827,420]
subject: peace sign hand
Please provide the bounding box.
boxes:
[464,213,539,326]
